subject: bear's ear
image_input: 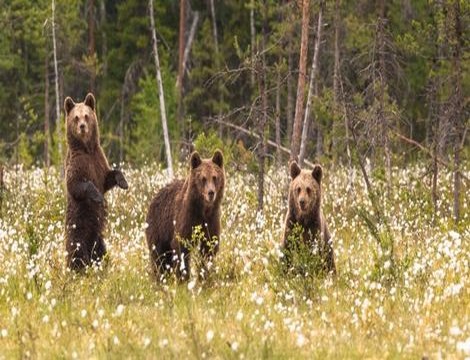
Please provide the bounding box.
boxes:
[212,150,224,168]
[289,161,301,179]
[312,164,323,183]
[64,97,75,115]
[190,151,202,169]
[84,93,96,111]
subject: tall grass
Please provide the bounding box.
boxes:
[0,163,468,358]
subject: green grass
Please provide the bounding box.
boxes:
[0,163,468,359]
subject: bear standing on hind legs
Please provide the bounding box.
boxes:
[281,161,336,274]
[145,150,225,281]
[64,93,128,271]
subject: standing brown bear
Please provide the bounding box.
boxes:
[145,150,225,281]
[64,93,128,271]
[281,161,336,274]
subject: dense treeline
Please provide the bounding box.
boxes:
[0,1,468,199]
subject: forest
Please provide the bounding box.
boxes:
[0,0,469,358]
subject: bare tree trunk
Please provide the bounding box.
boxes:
[209,0,224,136]
[0,164,3,218]
[99,0,107,76]
[377,0,391,193]
[250,0,256,88]
[287,46,294,146]
[333,0,340,106]
[149,0,173,178]
[290,0,310,162]
[176,0,186,136]
[451,0,463,224]
[256,0,269,212]
[119,95,124,164]
[44,53,51,167]
[299,4,323,166]
[52,0,62,165]
[88,0,96,93]
[181,12,199,76]
[275,63,281,164]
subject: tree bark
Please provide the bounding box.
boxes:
[176,0,186,135]
[52,0,62,165]
[275,63,281,164]
[149,0,174,178]
[250,0,256,88]
[451,0,463,224]
[299,3,323,166]
[44,53,50,167]
[88,0,96,93]
[181,12,199,76]
[99,0,107,76]
[290,0,310,162]
[256,0,269,212]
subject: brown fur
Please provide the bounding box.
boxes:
[64,93,128,271]
[281,161,336,274]
[145,150,225,281]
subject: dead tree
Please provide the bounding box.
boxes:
[290,0,310,162]
[52,0,62,164]
[149,0,174,178]
[299,3,323,166]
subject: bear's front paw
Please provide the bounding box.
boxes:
[115,171,129,190]
[86,182,104,203]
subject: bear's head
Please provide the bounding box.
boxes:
[189,150,225,207]
[289,161,322,217]
[64,93,99,149]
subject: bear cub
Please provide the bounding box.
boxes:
[281,161,336,274]
[146,150,225,281]
[64,93,128,271]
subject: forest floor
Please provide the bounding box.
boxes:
[0,163,469,359]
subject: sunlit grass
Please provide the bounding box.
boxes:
[0,162,468,358]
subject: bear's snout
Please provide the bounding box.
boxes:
[208,190,215,201]
[77,120,88,135]
[299,198,307,210]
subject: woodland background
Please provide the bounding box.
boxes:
[0,0,468,217]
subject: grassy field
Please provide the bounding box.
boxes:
[0,162,468,359]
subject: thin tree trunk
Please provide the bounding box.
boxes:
[88,0,96,93]
[100,0,107,76]
[290,0,310,162]
[299,4,323,166]
[256,0,269,212]
[52,0,62,165]
[176,0,186,136]
[287,46,294,146]
[181,12,199,76]
[119,95,124,164]
[209,0,223,136]
[250,0,256,88]
[44,53,50,167]
[149,0,173,178]
[0,164,3,217]
[451,0,462,223]
[333,0,340,106]
[275,63,281,164]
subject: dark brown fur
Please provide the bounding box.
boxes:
[64,93,128,271]
[281,161,336,274]
[145,150,225,281]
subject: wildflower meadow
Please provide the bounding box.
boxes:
[0,163,468,358]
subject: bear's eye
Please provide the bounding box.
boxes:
[74,116,79,122]
[212,176,217,183]
[306,187,312,195]
[84,114,89,121]
[202,177,207,184]
[297,187,301,194]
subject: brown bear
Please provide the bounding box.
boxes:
[145,150,225,281]
[64,93,128,271]
[281,161,336,274]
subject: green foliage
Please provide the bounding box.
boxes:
[128,69,177,165]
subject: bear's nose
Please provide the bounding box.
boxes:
[208,190,215,200]
[80,123,86,130]
[299,199,306,207]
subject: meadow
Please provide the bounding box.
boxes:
[0,162,468,359]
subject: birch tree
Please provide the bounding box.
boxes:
[52,0,62,164]
[149,0,173,178]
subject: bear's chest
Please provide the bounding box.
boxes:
[70,152,108,191]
